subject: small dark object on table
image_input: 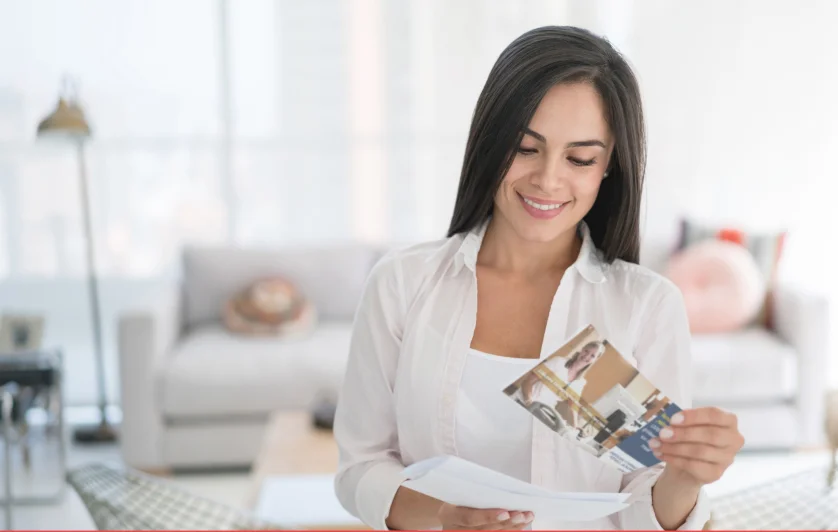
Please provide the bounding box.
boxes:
[312,401,336,430]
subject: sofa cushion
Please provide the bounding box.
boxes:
[691,328,797,404]
[182,245,380,329]
[159,322,352,419]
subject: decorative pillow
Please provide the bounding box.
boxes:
[223,278,317,337]
[666,239,766,334]
[676,219,786,328]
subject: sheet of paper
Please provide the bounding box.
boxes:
[255,474,362,527]
[403,456,629,523]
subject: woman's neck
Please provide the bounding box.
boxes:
[477,217,582,277]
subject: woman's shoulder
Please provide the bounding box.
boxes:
[602,258,684,307]
[369,233,467,293]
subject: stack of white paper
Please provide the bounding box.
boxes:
[403,456,629,523]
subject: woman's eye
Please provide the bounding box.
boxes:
[517,147,538,155]
[568,156,596,167]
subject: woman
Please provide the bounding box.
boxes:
[334,26,744,530]
[517,341,606,433]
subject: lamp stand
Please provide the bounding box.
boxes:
[72,141,117,444]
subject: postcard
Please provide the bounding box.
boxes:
[503,325,681,473]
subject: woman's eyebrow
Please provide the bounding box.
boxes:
[523,127,606,149]
[522,127,546,142]
[566,140,606,149]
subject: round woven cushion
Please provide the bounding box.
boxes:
[666,239,765,334]
[223,277,316,337]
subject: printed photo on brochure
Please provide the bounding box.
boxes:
[503,325,681,473]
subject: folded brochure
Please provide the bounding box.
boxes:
[402,455,629,522]
[504,324,681,473]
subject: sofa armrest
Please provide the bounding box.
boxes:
[772,283,831,445]
[118,285,183,469]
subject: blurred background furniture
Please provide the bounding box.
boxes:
[0,349,66,529]
[687,284,830,449]
[119,239,830,472]
[646,233,831,450]
[66,463,280,530]
[118,245,382,471]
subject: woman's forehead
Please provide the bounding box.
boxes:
[528,82,611,145]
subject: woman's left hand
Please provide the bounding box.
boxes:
[650,406,745,486]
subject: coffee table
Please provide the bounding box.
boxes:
[248,410,366,529]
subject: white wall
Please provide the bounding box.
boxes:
[629,2,838,273]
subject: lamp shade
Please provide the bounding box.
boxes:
[37,97,91,139]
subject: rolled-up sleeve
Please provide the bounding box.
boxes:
[615,281,712,530]
[333,254,408,529]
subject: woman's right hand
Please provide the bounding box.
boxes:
[437,504,534,530]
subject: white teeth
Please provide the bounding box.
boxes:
[523,197,565,210]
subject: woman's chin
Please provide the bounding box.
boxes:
[510,220,573,244]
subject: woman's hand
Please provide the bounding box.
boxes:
[648,407,743,529]
[437,504,534,530]
[651,407,744,486]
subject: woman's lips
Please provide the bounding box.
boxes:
[518,193,569,220]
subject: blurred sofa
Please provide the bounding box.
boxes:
[643,242,831,450]
[118,245,382,470]
[687,286,829,448]
[118,242,829,471]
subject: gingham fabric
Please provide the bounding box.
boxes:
[708,466,838,530]
[67,464,281,530]
[69,462,838,530]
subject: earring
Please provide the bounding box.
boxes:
[603,171,609,178]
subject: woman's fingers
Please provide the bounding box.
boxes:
[478,512,534,530]
[652,441,733,466]
[671,407,737,429]
[438,505,534,529]
[443,506,507,528]
[653,408,745,487]
[657,425,742,449]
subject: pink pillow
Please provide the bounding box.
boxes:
[666,239,765,334]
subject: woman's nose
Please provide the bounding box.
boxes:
[532,158,569,192]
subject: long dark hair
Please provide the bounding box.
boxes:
[446,26,645,264]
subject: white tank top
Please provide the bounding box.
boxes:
[455,348,535,483]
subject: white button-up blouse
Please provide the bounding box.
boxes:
[333,222,711,530]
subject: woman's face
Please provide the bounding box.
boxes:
[577,344,600,367]
[494,82,614,243]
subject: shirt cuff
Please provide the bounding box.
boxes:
[354,460,407,530]
[619,472,713,530]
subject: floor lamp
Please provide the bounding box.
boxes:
[36,80,116,443]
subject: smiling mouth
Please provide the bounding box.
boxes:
[518,193,569,211]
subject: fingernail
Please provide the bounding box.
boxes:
[653,449,662,458]
[649,439,661,449]
[660,428,674,440]
[511,514,525,524]
[525,513,535,523]
[497,512,510,522]
[671,412,685,425]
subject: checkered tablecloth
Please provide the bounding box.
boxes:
[67,464,281,530]
[709,466,838,530]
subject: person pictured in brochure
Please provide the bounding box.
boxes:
[333,26,745,531]
[518,340,606,433]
